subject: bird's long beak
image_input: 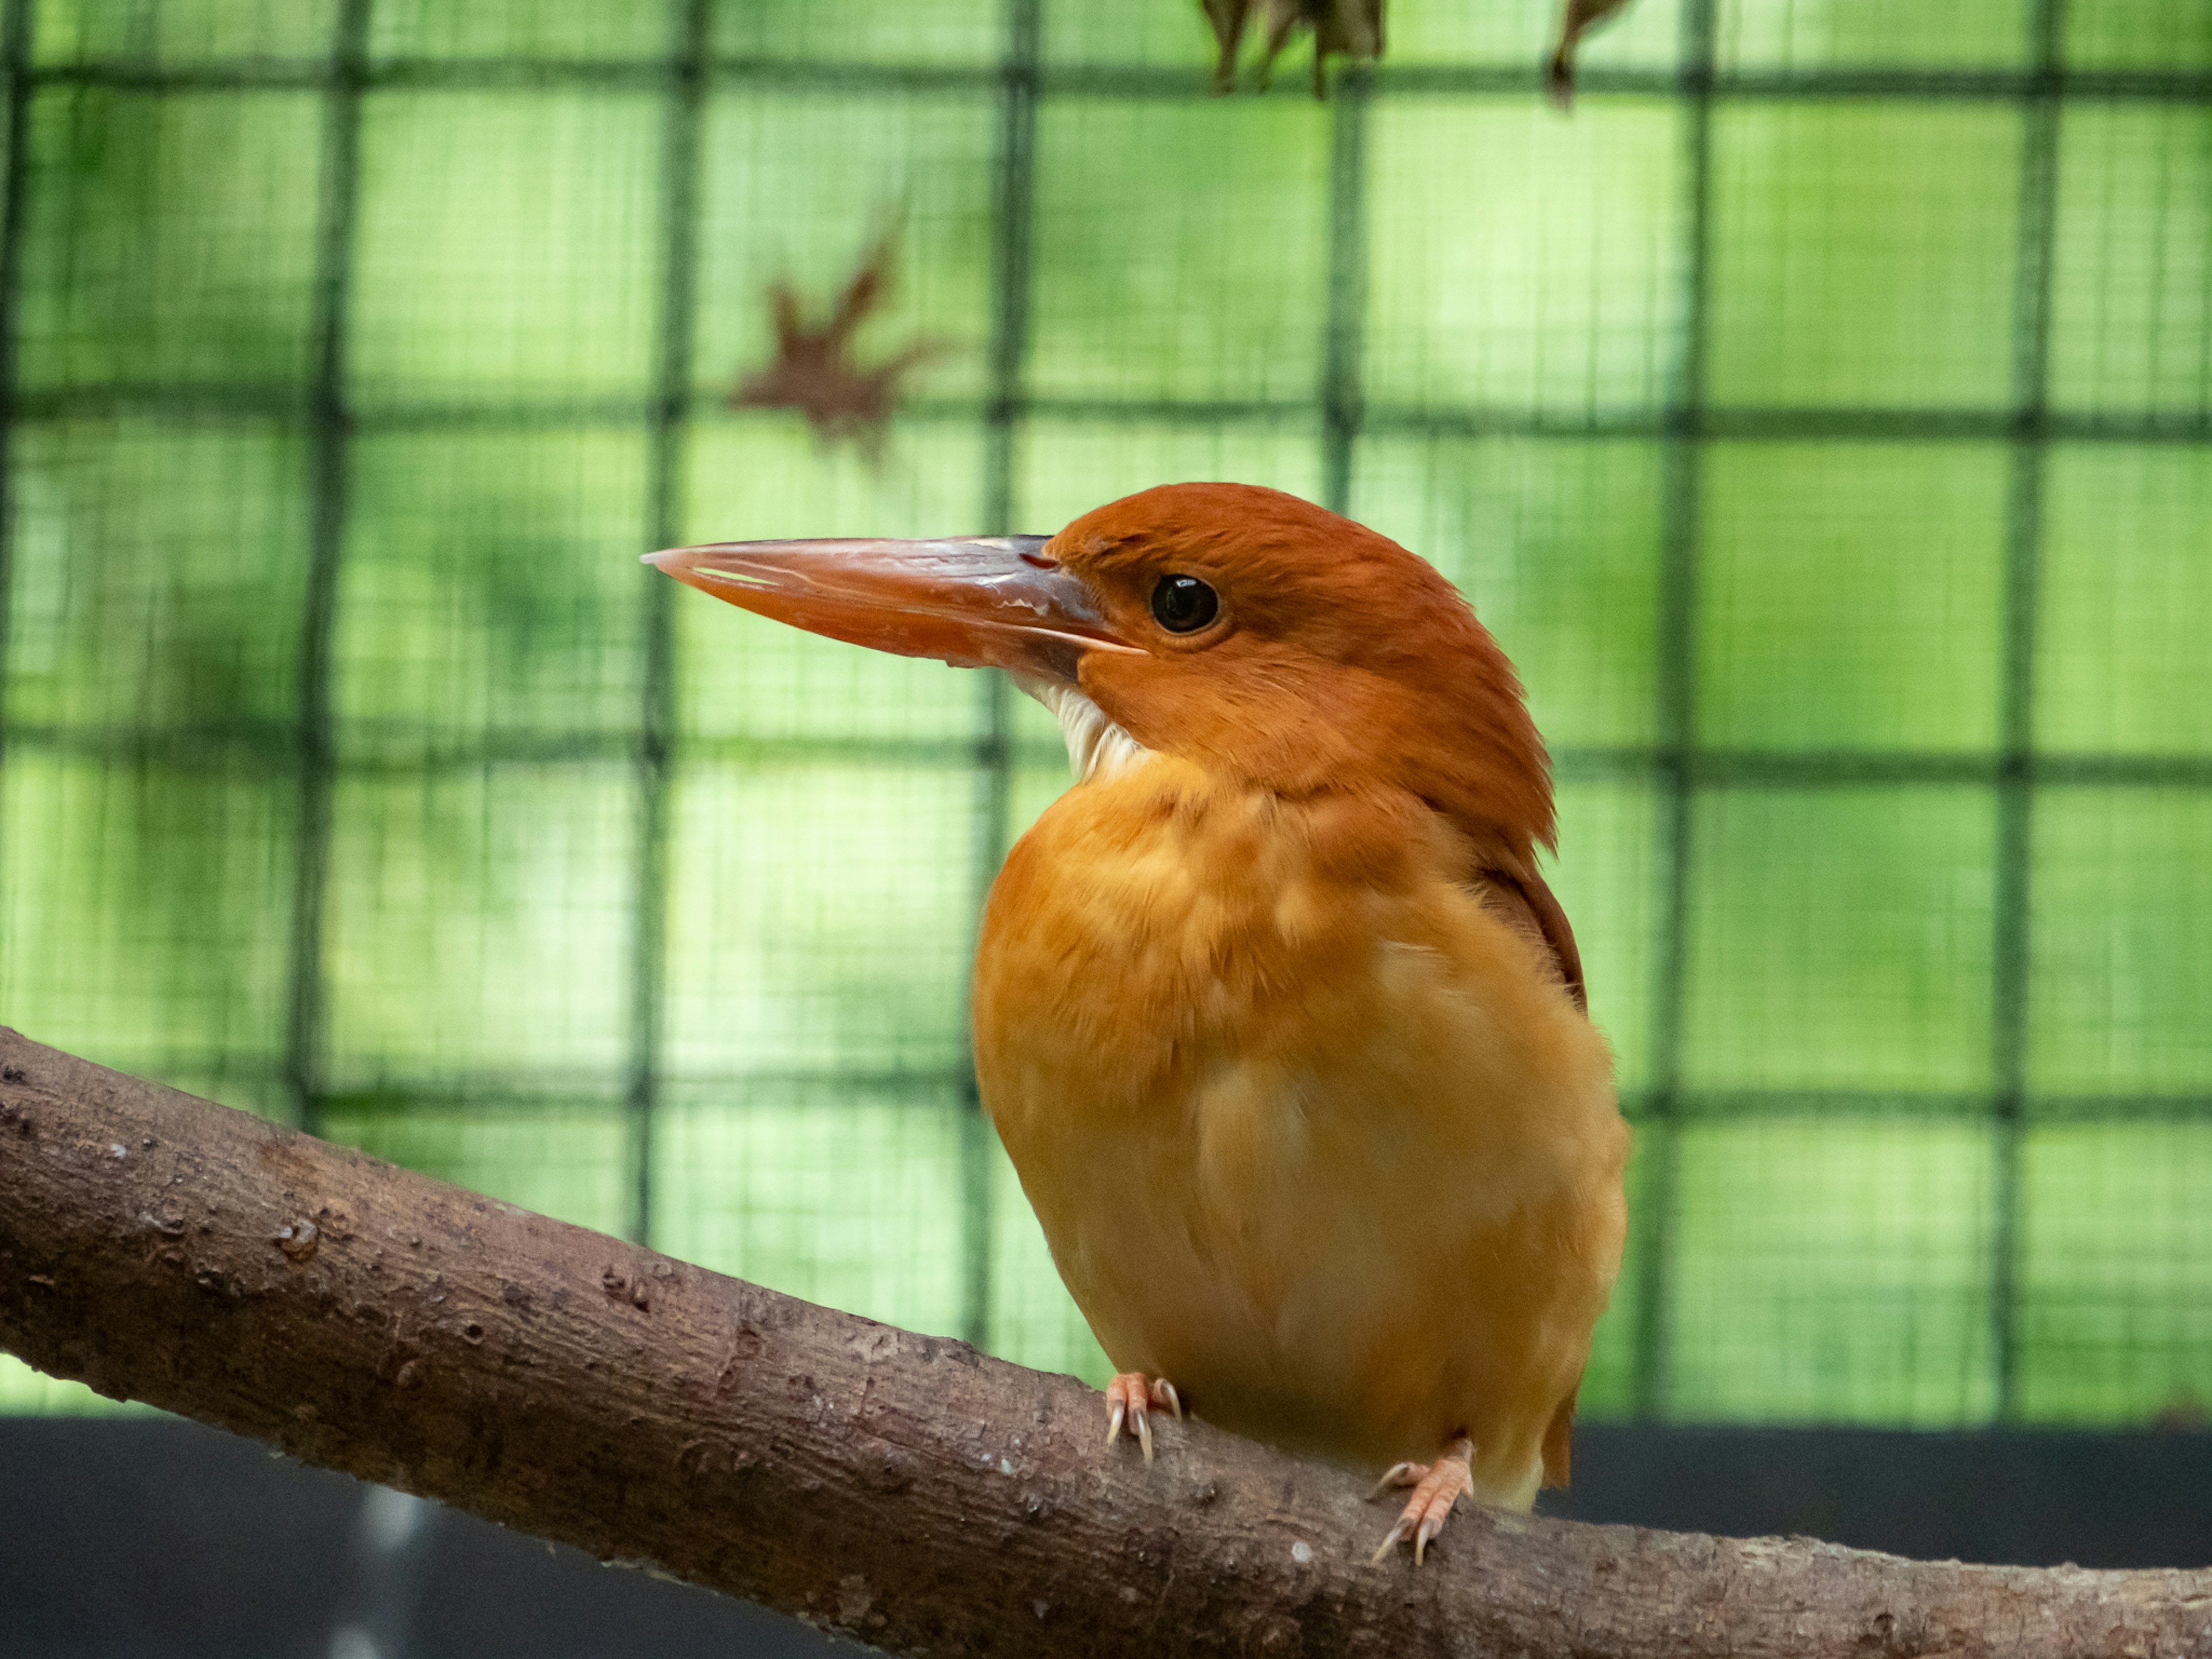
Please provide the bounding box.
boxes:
[645,535,1138,687]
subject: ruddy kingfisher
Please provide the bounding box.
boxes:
[649,482,1628,1564]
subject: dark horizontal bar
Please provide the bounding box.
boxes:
[12,384,2212,448]
[315,1066,973,1115]
[1563,747,2212,790]
[0,720,1033,774]
[9,721,2212,793]
[11,384,656,427]
[120,1064,2211,1124]
[323,1084,2212,1123]
[1647,1089,2212,1124]
[3,719,632,770]
[22,55,2212,104]
[1386,63,2212,101]
[1368,404,2212,446]
[1645,1088,2004,1122]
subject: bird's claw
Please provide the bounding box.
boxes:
[1105,1372,1181,1464]
[1368,1514,1413,1566]
[1368,1460,1421,1499]
[1368,1438,1474,1566]
[1414,1510,1449,1564]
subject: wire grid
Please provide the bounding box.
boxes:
[1,0,2209,1427]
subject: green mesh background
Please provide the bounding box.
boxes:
[2,0,2209,1430]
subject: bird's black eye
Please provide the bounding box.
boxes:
[1150,574,1218,635]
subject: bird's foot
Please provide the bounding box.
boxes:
[1368,1438,1474,1566]
[1104,1372,1182,1464]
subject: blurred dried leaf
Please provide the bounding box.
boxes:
[1550,0,1637,108]
[1204,0,1384,98]
[729,229,946,464]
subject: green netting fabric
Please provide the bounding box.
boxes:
[1,0,2207,1426]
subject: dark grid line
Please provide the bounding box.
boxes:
[21,56,2212,104]
[1631,0,1717,1426]
[624,0,711,1249]
[0,0,34,810]
[13,384,2207,445]
[141,1060,2212,1130]
[0,7,2199,1430]
[956,0,1044,1352]
[1320,62,1371,516]
[281,0,370,1141]
[1988,0,2068,1423]
[12,722,2212,793]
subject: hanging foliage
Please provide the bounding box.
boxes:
[1198,2,1640,105]
[1202,0,1384,97]
[1548,0,1637,107]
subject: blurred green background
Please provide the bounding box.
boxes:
[1,0,2207,1433]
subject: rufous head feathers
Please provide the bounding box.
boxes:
[1048,482,1555,873]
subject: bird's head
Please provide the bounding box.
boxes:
[649,481,1554,866]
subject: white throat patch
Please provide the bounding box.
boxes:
[1012,675,1154,785]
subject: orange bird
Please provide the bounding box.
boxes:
[650,483,1628,1563]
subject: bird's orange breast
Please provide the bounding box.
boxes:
[972,754,1627,1507]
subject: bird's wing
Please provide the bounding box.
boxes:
[1474,863,1587,1012]
[1479,861,1592,1488]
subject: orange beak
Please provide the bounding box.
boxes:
[645,536,1140,687]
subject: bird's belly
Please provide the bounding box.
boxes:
[998,1048,1613,1501]
[972,762,1627,1504]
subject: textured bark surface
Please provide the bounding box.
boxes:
[2,1026,2209,1659]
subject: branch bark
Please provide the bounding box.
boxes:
[1,1026,2206,1659]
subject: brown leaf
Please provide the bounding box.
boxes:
[1550,0,1637,109]
[1203,0,1384,98]
[729,228,948,464]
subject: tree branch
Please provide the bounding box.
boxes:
[1,1026,2205,1658]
